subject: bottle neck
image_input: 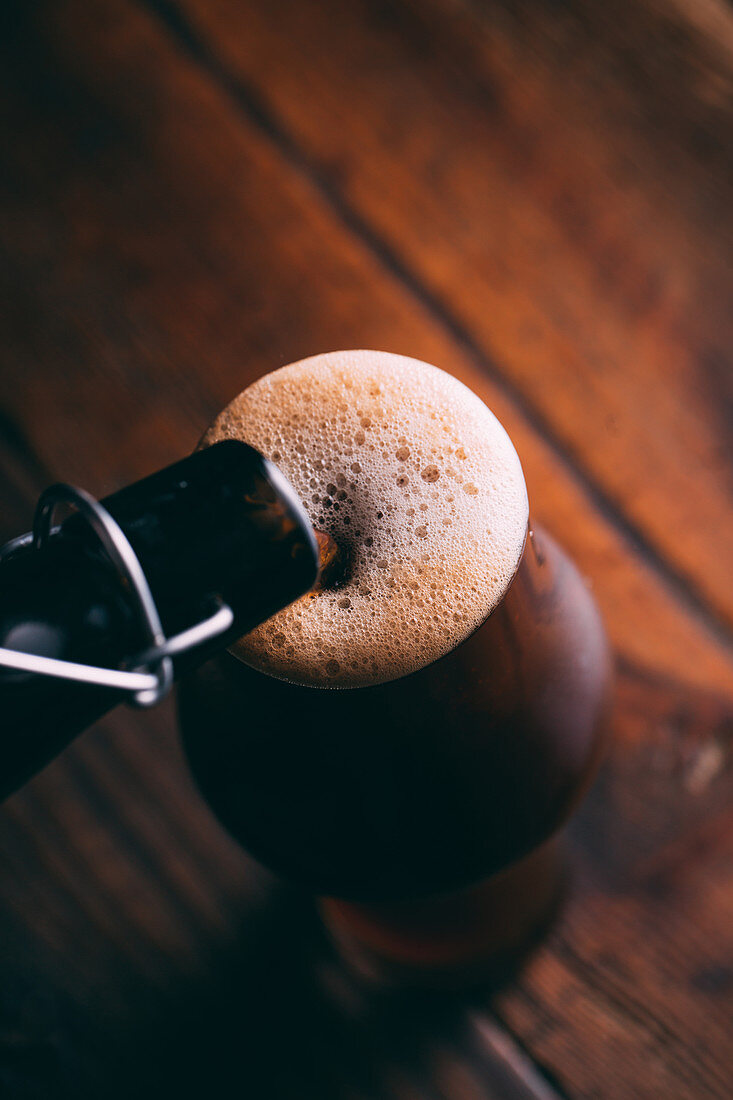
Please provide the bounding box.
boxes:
[0,442,319,800]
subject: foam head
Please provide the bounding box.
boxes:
[201,351,528,687]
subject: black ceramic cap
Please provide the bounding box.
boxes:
[96,440,320,651]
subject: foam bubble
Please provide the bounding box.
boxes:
[201,350,528,687]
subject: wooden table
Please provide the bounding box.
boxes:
[1,1,732,1096]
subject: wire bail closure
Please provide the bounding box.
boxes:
[0,483,234,707]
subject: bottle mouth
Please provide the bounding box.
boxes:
[312,530,351,592]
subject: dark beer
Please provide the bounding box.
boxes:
[178,352,611,981]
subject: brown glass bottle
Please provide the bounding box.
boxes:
[178,524,611,982]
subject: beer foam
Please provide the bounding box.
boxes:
[202,351,528,688]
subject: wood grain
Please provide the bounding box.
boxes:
[166,0,733,636]
[0,0,731,697]
[0,1,732,1097]
[497,662,733,1100]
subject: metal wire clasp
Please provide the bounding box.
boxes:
[0,484,234,707]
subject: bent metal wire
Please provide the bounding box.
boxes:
[0,483,234,707]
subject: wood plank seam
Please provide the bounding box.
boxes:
[140,0,733,658]
[0,393,573,1097]
[0,427,591,1096]
[475,1010,575,1100]
[465,1013,571,1100]
[2,2,732,695]
[157,0,733,640]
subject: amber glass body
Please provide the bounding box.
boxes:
[179,525,611,978]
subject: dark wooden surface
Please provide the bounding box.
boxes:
[1,1,732,1096]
